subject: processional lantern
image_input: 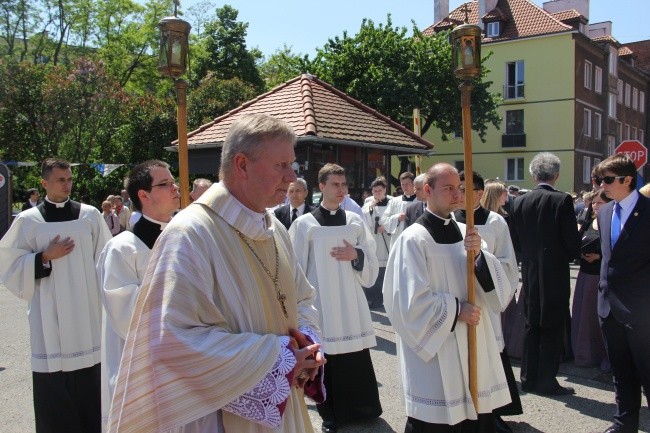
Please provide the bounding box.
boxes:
[157,2,192,208]
[450,16,483,411]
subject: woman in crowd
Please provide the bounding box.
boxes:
[481,181,523,359]
[571,188,611,372]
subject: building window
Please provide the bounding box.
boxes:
[584,61,592,89]
[625,124,630,140]
[608,137,615,155]
[625,83,631,107]
[583,156,591,183]
[594,113,602,140]
[639,129,645,144]
[632,127,637,140]
[505,110,524,134]
[583,108,591,137]
[487,22,500,37]
[609,94,617,119]
[506,158,525,181]
[617,122,622,143]
[632,87,638,110]
[609,47,617,75]
[594,158,601,167]
[617,79,623,104]
[505,61,525,99]
[454,161,465,172]
[640,91,645,113]
[595,67,602,93]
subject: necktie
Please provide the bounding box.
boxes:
[611,202,621,248]
[291,208,298,223]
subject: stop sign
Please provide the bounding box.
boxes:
[615,140,648,170]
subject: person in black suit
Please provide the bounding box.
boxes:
[274,178,315,230]
[404,173,427,228]
[21,188,40,212]
[595,154,650,433]
[510,152,580,396]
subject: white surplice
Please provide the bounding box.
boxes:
[0,205,112,372]
[361,198,392,267]
[97,231,152,428]
[475,211,519,351]
[380,195,413,249]
[383,222,512,425]
[107,182,324,433]
[289,211,378,354]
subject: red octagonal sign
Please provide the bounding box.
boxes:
[615,140,648,170]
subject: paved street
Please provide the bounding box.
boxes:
[1,265,648,432]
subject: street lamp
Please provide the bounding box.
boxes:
[450,21,482,411]
[158,5,191,208]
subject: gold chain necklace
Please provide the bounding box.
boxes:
[234,228,288,319]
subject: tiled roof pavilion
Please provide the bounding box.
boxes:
[176,74,433,153]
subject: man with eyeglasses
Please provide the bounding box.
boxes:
[0,157,112,433]
[383,163,512,432]
[594,153,650,433]
[96,160,180,429]
[510,152,580,397]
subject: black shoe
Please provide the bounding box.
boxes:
[495,415,513,433]
[322,421,338,433]
[537,385,575,396]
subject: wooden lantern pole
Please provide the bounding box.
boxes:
[175,79,190,209]
[460,81,478,410]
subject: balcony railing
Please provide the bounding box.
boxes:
[502,133,526,147]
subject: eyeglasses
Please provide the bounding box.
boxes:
[592,176,626,185]
[150,180,178,189]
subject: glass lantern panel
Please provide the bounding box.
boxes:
[159,33,169,66]
[171,34,182,65]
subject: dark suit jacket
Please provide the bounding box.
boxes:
[597,194,650,327]
[404,200,426,228]
[274,203,316,230]
[511,184,580,327]
[21,201,39,212]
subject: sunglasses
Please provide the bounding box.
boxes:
[592,175,626,185]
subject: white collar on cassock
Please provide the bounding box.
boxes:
[45,196,69,208]
[320,204,340,215]
[426,208,453,225]
[195,181,272,241]
[141,214,170,230]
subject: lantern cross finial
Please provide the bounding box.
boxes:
[173,0,180,16]
[460,3,471,23]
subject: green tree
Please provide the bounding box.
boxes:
[258,46,310,90]
[187,76,258,129]
[309,17,500,141]
[192,5,264,92]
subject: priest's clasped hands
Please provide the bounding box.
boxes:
[330,239,358,261]
[288,328,325,389]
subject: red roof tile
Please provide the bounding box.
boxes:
[551,9,583,22]
[591,35,619,44]
[179,75,432,151]
[618,46,634,57]
[424,0,573,42]
[623,40,650,74]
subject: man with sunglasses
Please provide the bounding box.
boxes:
[595,154,650,433]
[96,160,180,429]
[510,152,580,396]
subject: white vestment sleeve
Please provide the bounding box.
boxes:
[0,216,38,302]
[475,250,512,314]
[383,229,457,363]
[349,213,379,288]
[380,197,402,234]
[485,215,519,306]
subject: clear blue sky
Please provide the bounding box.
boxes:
[182,0,648,58]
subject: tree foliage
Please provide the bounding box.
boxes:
[309,17,501,141]
[258,46,310,90]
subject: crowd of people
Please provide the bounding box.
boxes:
[1,113,649,433]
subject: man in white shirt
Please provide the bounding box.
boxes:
[274,178,315,230]
[380,171,417,248]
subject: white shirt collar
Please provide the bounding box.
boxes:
[142,214,171,230]
[45,196,69,208]
[426,208,453,225]
[291,203,306,215]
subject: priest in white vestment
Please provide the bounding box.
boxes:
[380,171,418,249]
[107,114,325,433]
[361,176,392,309]
[290,163,382,433]
[454,172,522,433]
[0,158,112,433]
[97,160,180,429]
[384,163,512,433]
